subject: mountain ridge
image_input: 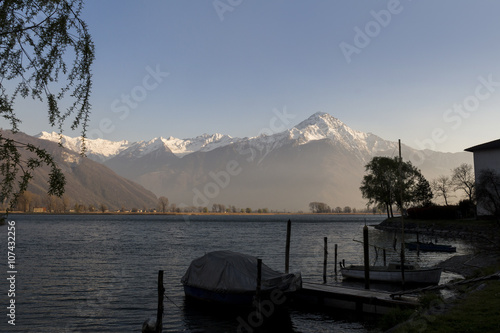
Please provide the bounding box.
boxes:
[35,113,472,211]
[36,113,397,161]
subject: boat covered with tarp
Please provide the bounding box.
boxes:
[181,250,302,305]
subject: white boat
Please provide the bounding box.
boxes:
[341,263,442,284]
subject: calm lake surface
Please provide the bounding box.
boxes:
[0,214,474,332]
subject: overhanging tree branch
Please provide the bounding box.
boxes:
[0,0,93,209]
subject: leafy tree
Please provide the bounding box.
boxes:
[360,156,433,218]
[431,175,454,206]
[451,163,475,202]
[403,172,433,208]
[360,157,399,218]
[0,0,95,209]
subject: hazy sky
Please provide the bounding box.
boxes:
[13,1,500,153]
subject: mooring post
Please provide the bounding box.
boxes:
[285,219,291,274]
[416,227,420,256]
[256,258,262,314]
[334,244,338,277]
[155,270,164,333]
[323,237,328,284]
[363,225,370,290]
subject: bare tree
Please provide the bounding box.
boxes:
[99,204,107,213]
[451,164,475,202]
[431,175,454,206]
[309,202,331,213]
[158,196,169,213]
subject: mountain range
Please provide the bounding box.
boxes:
[1,130,158,211]
[36,112,473,211]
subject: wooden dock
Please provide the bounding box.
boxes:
[293,282,418,315]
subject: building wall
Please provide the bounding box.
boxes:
[473,149,500,216]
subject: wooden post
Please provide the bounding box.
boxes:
[334,244,338,276]
[416,227,420,256]
[155,270,164,333]
[363,225,370,290]
[398,139,405,286]
[256,258,262,314]
[383,249,386,267]
[323,237,328,284]
[285,219,291,274]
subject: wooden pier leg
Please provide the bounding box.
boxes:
[323,237,328,284]
[155,270,164,333]
[383,249,386,267]
[334,244,338,277]
[363,225,370,290]
[285,219,291,274]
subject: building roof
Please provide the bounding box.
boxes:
[465,139,500,152]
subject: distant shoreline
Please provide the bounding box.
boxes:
[2,211,384,216]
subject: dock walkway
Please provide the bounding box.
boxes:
[293,282,418,315]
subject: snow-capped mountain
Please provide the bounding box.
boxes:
[244,112,396,161]
[35,112,472,211]
[164,133,239,157]
[36,131,132,163]
[37,131,240,160]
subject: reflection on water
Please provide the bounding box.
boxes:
[0,214,473,332]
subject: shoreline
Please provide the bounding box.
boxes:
[374,217,500,278]
[377,218,500,332]
[374,217,500,247]
[2,211,385,216]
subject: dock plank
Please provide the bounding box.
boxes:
[294,282,418,315]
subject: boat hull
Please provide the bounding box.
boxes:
[183,285,256,306]
[341,266,442,284]
[405,242,456,253]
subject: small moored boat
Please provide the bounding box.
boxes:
[341,262,442,284]
[181,250,302,306]
[405,242,456,253]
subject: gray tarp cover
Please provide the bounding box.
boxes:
[181,250,302,293]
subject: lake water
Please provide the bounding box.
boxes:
[0,214,473,332]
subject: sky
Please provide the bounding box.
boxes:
[10,0,500,153]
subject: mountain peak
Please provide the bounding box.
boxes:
[294,112,339,131]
